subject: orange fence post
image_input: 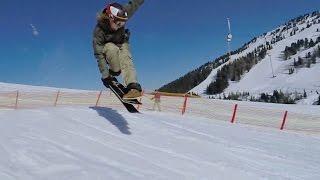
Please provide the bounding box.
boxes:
[15,91,19,109]
[95,90,103,106]
[181,95,188,115]
[280,111,288,130]
[230,104,238,123]
[54,90,60,107]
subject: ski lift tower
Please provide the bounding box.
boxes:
[265,37,276,78]
[226,18,233,60]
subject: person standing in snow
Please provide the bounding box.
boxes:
[93,0,144,99]
[151,91,161,111]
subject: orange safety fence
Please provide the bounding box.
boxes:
[0,91,18,109]
[0,90,319,134]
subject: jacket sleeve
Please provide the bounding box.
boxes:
[93,26,109,78]
[124,0,144,19]
[93,25,105,61]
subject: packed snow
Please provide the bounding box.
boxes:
[0,106,320,180]
[0,83,320,179]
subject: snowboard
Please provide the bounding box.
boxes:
[106,79,141,113]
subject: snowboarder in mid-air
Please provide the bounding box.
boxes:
[93,0,144,100]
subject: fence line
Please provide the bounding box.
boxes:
[15,91,19,109]
[0,90,319,134]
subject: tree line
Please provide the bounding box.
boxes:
[206,45,268,94]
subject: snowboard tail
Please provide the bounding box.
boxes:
[106,80,141,113]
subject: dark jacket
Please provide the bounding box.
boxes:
[92,0,144,62]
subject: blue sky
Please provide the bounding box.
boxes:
[0,0,319,90]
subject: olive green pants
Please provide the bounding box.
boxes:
[152,100,161,111]
[99,42,138,86]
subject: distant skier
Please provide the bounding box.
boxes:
[93,0,144,99]
[151,91,161,111]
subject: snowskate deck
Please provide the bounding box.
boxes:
[123,99,142,105]
[106,80,141,113]
[111,81,142,105]
[122,95,142,104]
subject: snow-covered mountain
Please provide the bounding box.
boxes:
[189,12,320,104]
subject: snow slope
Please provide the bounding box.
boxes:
[190,13,320,102]
[225,26,320,94]
[0,106,320,180]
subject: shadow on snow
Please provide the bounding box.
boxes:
[89,106,131,135]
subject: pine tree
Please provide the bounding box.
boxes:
[311,54,317,64]
[284,46,290,60]
[260,93,269,102]
[297,56,304,66]
[297,39,304,48]
[318,95,320,105]
[278,91,285,104]
[270,95,277,103]
[273,90,280,103]
[289,68,294,74]
[303,90,307,98]
[258,47,267,59]
[306,52,312,58]
[229,64,236,81]
[306,59,311,68]
[306,23,312,28]
[309,39,315,47]
[304,38,309,48]
[283,45,297,60]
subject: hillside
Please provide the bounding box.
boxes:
[159,11,320,104]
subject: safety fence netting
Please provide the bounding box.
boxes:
[0,90,319,134]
